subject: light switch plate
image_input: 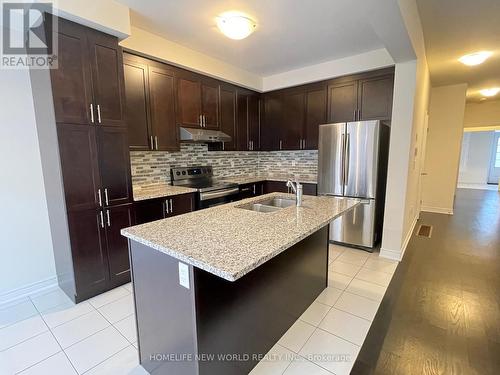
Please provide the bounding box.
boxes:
[178,262,190,289]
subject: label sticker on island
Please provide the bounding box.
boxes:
[178,262,190,289]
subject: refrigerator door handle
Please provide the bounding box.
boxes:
[344,133,350,188]
[340,133,346,191]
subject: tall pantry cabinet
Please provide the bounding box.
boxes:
[48,16,133,302]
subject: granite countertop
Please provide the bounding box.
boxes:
[133,184,197,201]
[121,193,359,282]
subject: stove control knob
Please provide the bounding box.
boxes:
[182,171,186,175]
[176,171,180,176]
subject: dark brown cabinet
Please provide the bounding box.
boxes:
[264,181,317,196]
[282,91,305,150]
[49,16,132,302]
[236,90,260,151]
[97,126,133,206]
[328,74,394,123]
[104,204,134,286]
[135,193,195,225]
[123,53,178,151]
[305,87,327,149]
[239,182,264,199]
[218,85,237,151]
[261,94,283,151]
[176,72,219,130]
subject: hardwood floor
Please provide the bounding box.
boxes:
[353,189,500,375]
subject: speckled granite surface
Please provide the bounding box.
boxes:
[133,184,197,201]
[121,193,359,282]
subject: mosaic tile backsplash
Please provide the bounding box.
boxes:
[130,143,318,187]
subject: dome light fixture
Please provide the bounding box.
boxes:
[216,12,256,40]
[479,87,500,97]
[458,51,493,66]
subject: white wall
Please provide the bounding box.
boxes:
[261,49,394,91]
[463,99,500,131]
[421,84,468,214]
[458,131,495,184]
[0,65,57,303]
[380,0,431,261]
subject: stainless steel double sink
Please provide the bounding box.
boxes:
[236,197,296,213]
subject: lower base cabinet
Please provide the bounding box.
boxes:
[135,193,195,225]
[67,203,134,302]
[264,180,317,196]
[238,182,264,200]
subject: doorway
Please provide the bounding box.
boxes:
[487,131,500,184]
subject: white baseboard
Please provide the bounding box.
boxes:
[420,205,453,215]
[0,277,58,307]
[380,215,418,262]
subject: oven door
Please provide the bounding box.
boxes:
[198,187,240,209]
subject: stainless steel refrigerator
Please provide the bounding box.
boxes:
[318,120,390,250]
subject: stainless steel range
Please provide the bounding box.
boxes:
[170,166,240,209]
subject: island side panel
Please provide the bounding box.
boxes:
[129,240,199,375]
[194,225,329,375]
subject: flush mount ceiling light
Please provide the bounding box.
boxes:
[479,87,500,97]
[458,51,493,66]
[216,12,256,40]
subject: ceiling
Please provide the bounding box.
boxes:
[417,0,500,102]
[118,0,386,76]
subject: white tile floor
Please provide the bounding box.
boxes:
[0,245,398,375]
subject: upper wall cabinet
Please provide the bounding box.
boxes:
[123,53,178,151]
[218,84,237,151]
[176,71,220,130]
[236,89,260,151]
[50,19,126,127]
[328,73,394,123]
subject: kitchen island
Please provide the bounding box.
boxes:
[121,193,358,375]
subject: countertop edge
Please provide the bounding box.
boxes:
[121,198,359,282]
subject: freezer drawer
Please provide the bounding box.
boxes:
[330,199,376,248]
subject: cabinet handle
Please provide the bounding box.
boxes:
[150,136,154,150]
[155,136,159,150]
[90,104,94,123]
[279,140,282,150]
[253,184,256,195]
[97,104,102,124]
[203,115,207,128]
[241,187,251,192]
[97,189,102,207]
[106,210,111,227]
[165,199,169,214]
[99,211,104,228]
[104,188,109,205]
[222,142,225,151]
[353,109,357,121]
[169,199,173,213]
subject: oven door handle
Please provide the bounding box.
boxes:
[199,187,240,201]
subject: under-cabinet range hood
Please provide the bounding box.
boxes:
[179,127,232,143]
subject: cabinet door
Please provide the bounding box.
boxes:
[328,81,358,123]
[358,75,394,121]
[219,86,237,151]
[97,127,133,206]
[57,124,101,211]
[236,93,249,150]
[305,88,327,150]
[135,199,166,225]
[123,59,152,150]
[67,209,108,297]
[201,82,219,129]
[248,95,260,150]
[50,18,93,125]
[264,181,288,194]
[282,91,305,150]
[177,75,202,127]
[104,204,133,286]
[87,30,126,127]
[148,66,179,151]
[167,193,195,217]
[261,94,283,151]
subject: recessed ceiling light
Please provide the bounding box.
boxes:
[479,87,500,97]
[458,51,493,66]
[216,12,256,40]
